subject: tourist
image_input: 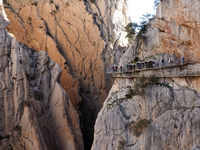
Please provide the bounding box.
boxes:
[114,65,116,72]
[169,56,171,65]
[120,66,122,72]
[116,65,118,72]
[142,62,144,69]
[146,61,149,68]
[130,64,133,70]
[182,55,185,64]
[148,61,151,68]
[162,58,164,67]
[150,60,153,68]
[133,64,135,70]
[139,62,142,69]
[137,63,139,69]
[156,60,159,67]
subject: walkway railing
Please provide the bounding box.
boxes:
[108,61,194,74]
[108,62,199,78]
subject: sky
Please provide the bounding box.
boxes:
[127,0,156,23]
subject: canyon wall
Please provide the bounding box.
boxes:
[0,5,83,149]
[128,0,200,63]
[92,0,200,149]
[3,0,130,148]
[92,74,200,150]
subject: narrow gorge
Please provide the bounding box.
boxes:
[0,0,200,150]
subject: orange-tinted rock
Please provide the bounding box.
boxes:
[0,5,84,149]
[135,0,200,63]
[3,0,130,148]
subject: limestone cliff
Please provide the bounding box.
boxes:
[92,0,200,149]
[0,4,83,149]
[132,0,200,62]
[2,0,129,148]
[92,64,200,150]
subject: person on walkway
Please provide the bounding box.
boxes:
[130,64,133,70]
[145,61,148,68]
[111,66,113,72]
[147,61,150,68]
[136,63,139,69]
[150,60,153,68]
[133,64,135,70]
[114,65,116,72]
[156,60,159,67]
[182,55,185,64]
[169,56,171,65]
[171,57,173,65]
[120,66,122,72]
[142,62,144,69]
[162,58,164,67]
[116,65,118,72]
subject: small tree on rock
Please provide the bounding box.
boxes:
[125,22,136,44]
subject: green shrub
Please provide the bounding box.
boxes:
[125,94,132,99]
[108,38,115,43]
[133,119,150,137]
[118,140,126,150]
[134,57,139,62]
[148,75,159,86]
[125,23,136,44]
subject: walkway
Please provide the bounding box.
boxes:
[110,62,200,78]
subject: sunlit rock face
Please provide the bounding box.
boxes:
[85,0,130,46]
[92,0,200,150]
[0,5,83,150]
[3,0,130,148]
[130,0,200,63]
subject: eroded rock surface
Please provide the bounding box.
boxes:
[126,0,200,63]
[92,0,200,149]
[92,75,200,150]
[0,6,83,149]
[3,0,130,147]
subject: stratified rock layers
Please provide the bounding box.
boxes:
[0,7,83,149]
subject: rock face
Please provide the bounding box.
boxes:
[92,67,200,150]
[92,0,200,149]
[84,0,129,46]
[128,0,200,63]
[3,0,130,148]
[0,5,83,149]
